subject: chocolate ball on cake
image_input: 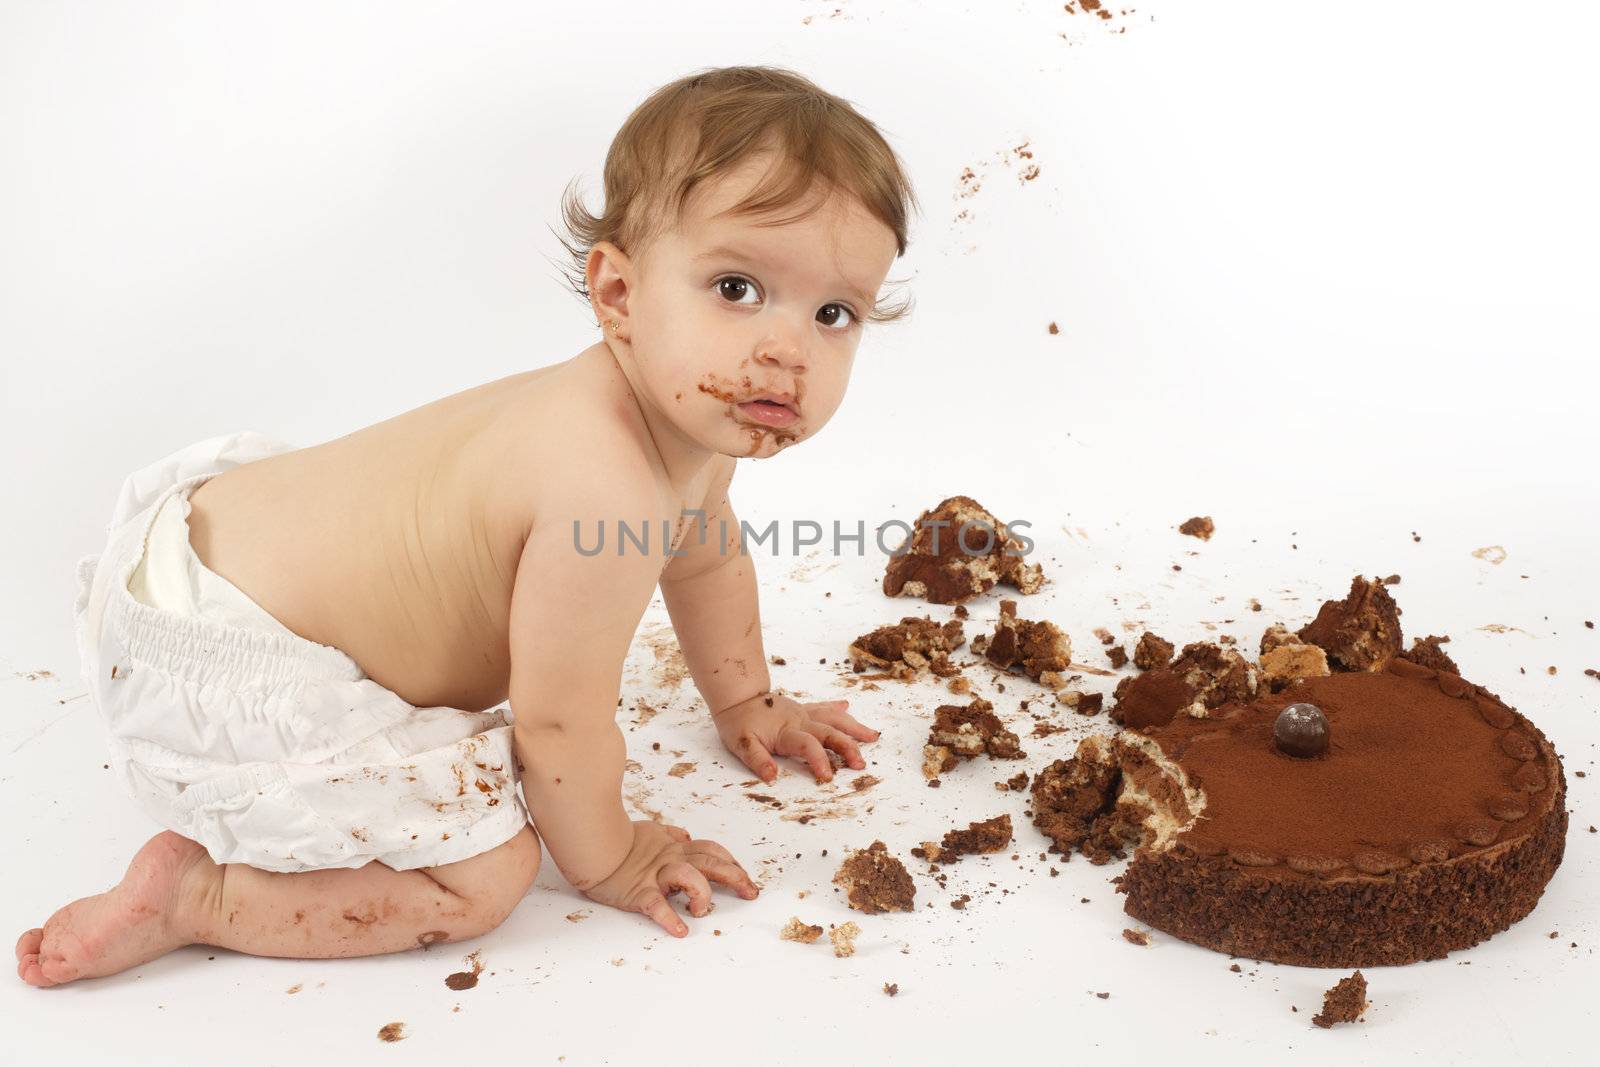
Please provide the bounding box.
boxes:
[1274,703,1329,759]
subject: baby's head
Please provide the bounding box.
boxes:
[555,66,919,459]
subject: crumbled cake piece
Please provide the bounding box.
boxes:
[847,616,966,680]
[1031,734,1205,865]
[927,697,1024,765]
[882,982,899,997]
[1038,669,1075,692]
[1005,771,1030,791]
[833,841,916,914]
[970,599,1073,681]
[1178,516,1215,540]
[1258,641,1331,691]
[1074,692,1105,716]
[1312,971,1368,1028]
[1399,634,1459,674]
[1133,631,1175,671]
[946,675,972,695]
[1297,576,1403,672]
[1107,645,1129,669]
[780,917,824,944]
[882,496,1044,604]
[829,921,861,958]
[1110,642,1258,729]
[919,815,1013,863]
[1259,623,1300,654]
[1122,928,1150,946]
[921,744,958,780]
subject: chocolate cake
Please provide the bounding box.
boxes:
[917,815,1013,863]
[971,599,1073,681]
[1036,581,1567,967]
[923,697,1025,779]
[848,615,966,680]
[1313,971,1368,1028]
[833,841,916,914]
[1296,575,1402,671]
[1109,641,1258,729]
[882,496,1043,603]
[1133,631,1175,671]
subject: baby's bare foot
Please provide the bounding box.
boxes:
[16,830,212,988]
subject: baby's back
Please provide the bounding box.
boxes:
[187,361,576,711]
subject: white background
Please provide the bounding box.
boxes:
[1,1,1596,1063]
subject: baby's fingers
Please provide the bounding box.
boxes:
[809,701,881,742]
[659,861,714,918]
[812,723,866,771]
[687,850,759,900]
[733,734,779,783]
[638,889,688,938]
[776,726,834,782]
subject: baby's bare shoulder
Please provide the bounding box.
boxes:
[488,361,667,530]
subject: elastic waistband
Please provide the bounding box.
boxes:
[109,577,364,689]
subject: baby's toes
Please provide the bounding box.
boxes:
[15,927,43,963]
[38,951,80,986]
[17,951,53,988]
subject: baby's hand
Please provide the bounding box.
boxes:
[712,693,880,784]
[583,820,758,937]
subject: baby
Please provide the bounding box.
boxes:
[17,64,918,987]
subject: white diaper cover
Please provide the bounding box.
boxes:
[71,431,529,873]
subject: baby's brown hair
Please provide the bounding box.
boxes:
[552,65,919,325]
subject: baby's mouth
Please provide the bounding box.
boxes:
[734,399,798,428]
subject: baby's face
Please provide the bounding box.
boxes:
[617,156,899,459]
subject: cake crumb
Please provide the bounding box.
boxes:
[828,921,861,958]
[780,917,824,944]
[919,814,1013,863]
[883,982,899,997]
[1121,928,1150,946]
[1178,516,1215,541]
[1133,631,1175,671]
[1312,971,1368,1029]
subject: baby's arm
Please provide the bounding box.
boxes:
[659,459,880,782]
[658,457,771,713]
[507,461,755,933]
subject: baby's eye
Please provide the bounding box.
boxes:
[818,303,858,331]
[715,275,758,305]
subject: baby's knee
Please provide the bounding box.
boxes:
[462,826,541,933]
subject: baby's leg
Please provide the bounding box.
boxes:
[16,825,539,987]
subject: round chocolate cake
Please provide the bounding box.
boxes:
[1032,578,1568,968]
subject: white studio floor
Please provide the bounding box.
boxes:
[3,1,1597,1064]
[3,516,1597,1064]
